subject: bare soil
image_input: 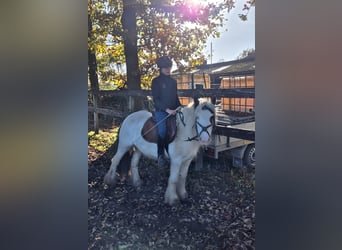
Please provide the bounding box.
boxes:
[89,149,255,250]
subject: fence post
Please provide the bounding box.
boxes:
[191,73,194,89]
[128,96,134,113]
[93,93,99,134]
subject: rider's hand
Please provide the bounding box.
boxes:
[166,108,176,115]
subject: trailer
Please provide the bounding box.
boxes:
[172,55,256,168]
[202,110,255,168]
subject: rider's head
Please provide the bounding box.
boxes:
[156,56,172,68]
[156,56,172,76]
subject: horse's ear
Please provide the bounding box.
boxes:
[194,97,199,108]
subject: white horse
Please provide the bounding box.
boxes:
[104,98,215,205]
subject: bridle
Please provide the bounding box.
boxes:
[179,104,215,142]
[185,119,213,142]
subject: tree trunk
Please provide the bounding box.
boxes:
[122,0,144,111]
[88,13,100,133]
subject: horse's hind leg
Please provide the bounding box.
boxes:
[104,146,130,186]
[130,149,142,188]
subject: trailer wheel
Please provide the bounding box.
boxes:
[244,144,255,168]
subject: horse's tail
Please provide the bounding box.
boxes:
[116,149,132,180]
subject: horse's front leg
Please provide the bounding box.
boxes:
[164,160,181,206]
[176,159,192,201]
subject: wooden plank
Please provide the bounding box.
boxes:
[88,106,127,118]
[215,125,255,141]
[98,88,255,99]
[230,121,255,131]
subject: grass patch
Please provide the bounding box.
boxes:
[88,127,119,153]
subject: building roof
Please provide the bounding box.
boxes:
[173,52,255,76]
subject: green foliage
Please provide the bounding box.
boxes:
[88,127,119,152]
[236,48,255,59]
[88,0,246,89]
[238,0,255,21]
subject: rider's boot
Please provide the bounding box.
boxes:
[157,136,167,168]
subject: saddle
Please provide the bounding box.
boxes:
[141,114,177,144]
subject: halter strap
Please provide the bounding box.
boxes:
[185,120,213,142]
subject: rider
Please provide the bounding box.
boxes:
[151,56,182,168]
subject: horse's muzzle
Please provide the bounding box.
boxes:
[199,134,211,145]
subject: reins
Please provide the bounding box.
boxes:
[140,106,183,139]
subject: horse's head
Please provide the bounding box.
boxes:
[193,98,215,145]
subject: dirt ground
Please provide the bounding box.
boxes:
[89,148,255,249]
[88,108,255,249]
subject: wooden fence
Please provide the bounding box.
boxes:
[96,88,255,98]
[88,87,255,130]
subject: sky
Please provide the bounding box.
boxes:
[204,0,255,63]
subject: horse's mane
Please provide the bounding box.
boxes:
[185,99,215,114]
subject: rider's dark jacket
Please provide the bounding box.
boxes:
[151,73,182,112]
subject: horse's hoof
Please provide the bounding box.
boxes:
[164,196,180,206]
[103,173,116,187]
[179,191,188,201]
[134,179,143,188]
[129,178,143,188]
